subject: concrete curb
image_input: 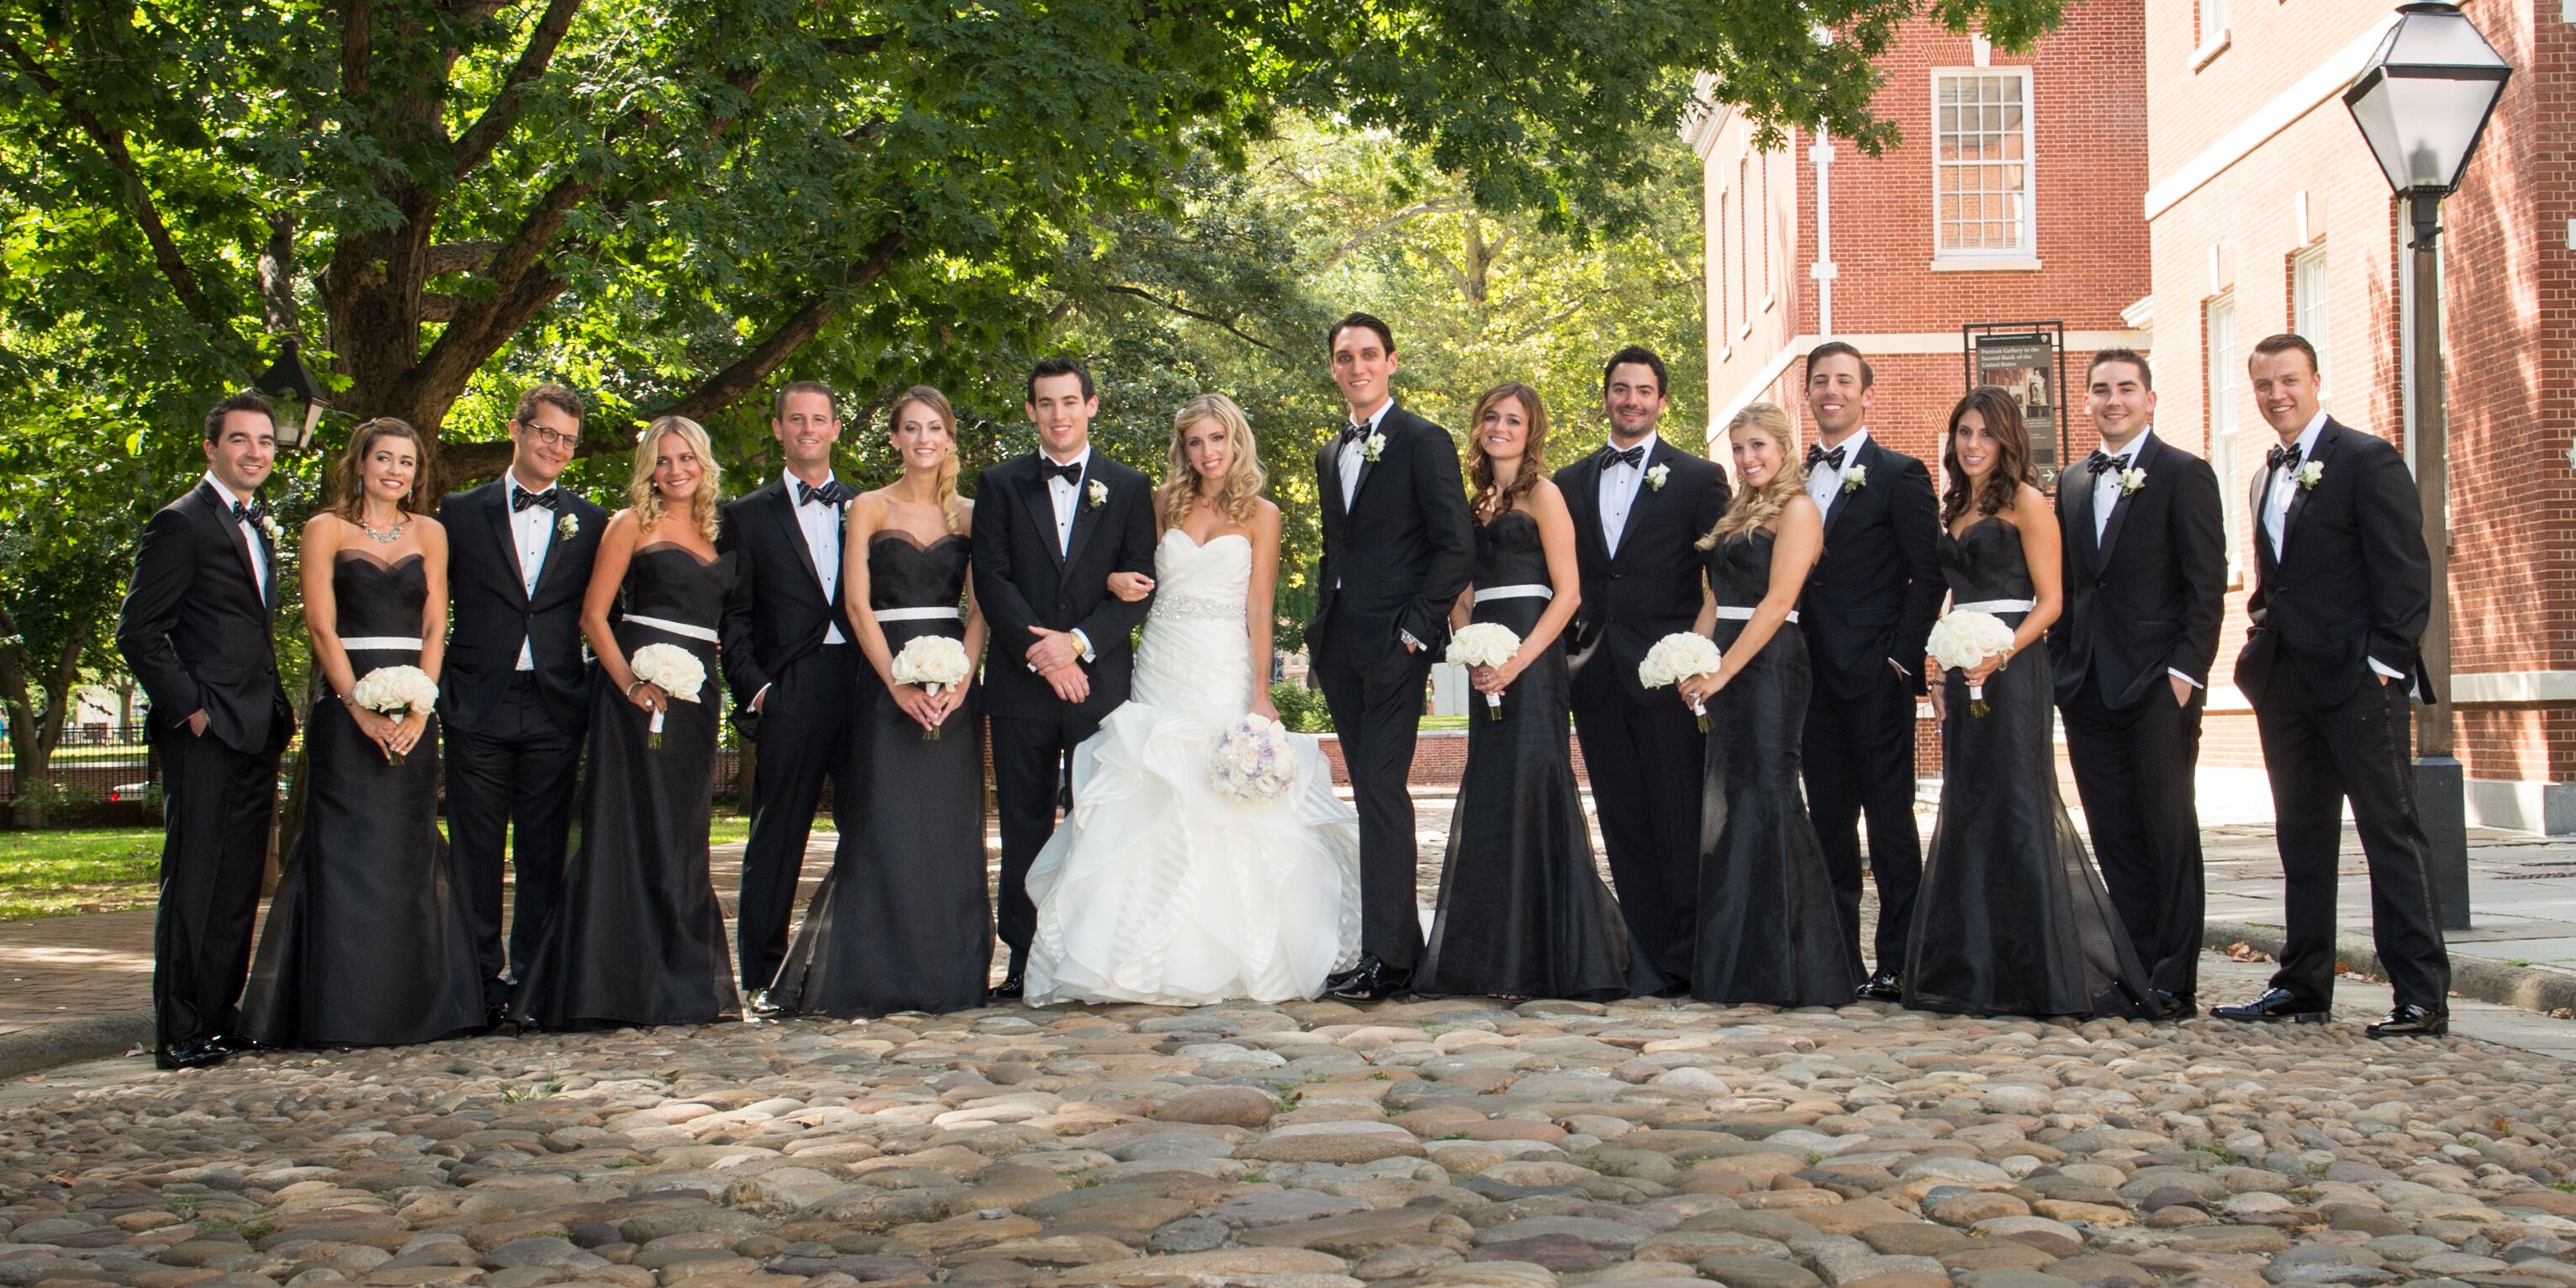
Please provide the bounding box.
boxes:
[0,1007,152,1079]
[2204,920,2576,1016]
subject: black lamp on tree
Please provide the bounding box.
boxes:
[251,338,327,451]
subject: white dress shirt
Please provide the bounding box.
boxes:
[1041,446,1091,557]
[505,475,558,670]
[1805,427,1870,516]
[1337,399,1394,514]
[785,471,847,646]
[1597,432,1657,557]
[2089,427,2150,544]
[2261,409,2404,684]
[204,472,268,603]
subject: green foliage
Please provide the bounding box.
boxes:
[1269,681,1332,734]
[0,826,163,920]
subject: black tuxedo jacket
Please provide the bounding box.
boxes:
[1555,439,1729,705]
[969,451,1159,722]
[1798,436,1944,699]
[2047,432,2227,710]
[719,478,867,731]
[1312,403,1475,661]
[2233,417,2435,707]
[115,481,293,754]
[437,478,610,736]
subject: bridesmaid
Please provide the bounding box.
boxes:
[768,386,993,1016]
[240,418,484,1048]
[1904,387,2157,1020]
[511,417,742,1029]
[1680,404,1861,1007]
[1417,383,1646,1000]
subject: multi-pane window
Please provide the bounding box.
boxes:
[2199,0,2230,47]
[1935,71,2035,256]
[2292,245,2330,389]
[2206,293,2242,568]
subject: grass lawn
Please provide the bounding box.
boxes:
[0,828,163,921]
[710,814,752,845]
[1419,715,1470,731]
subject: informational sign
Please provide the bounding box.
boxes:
[1963,323,2070,487]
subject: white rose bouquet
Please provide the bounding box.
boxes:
[626,642,706,747]
[1445,622,1523,721]
[1208,715,1299,803]
[1926,610,2017,717]
[1638,632,1726,732]
[348,664,438,764]
[890,635,974,740]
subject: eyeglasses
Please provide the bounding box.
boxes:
[517,421,581,450]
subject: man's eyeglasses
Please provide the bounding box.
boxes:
[516,421,581,451]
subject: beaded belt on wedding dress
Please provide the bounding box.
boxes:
[1154,593,1243,622]
[624,614,719,642]
[875,606,962,622]
[1952,599,2036,615]
[339,636,424,650]
[1471,583,1553,604]
[1713,606,1797,624]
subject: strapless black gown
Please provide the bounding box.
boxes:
[510,544,742,1029]
[1418,509,1650,1000]
[1904,519,2157,1019]
[240,552,484,1048]
[1693,530,1862,1006]
[770,532,991,1016]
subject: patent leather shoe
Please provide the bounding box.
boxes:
[154,1037,231,1071]
[1855,969,1903,1002]
[989,974,1025,1002]
[2212,987,2328,1024]
[2365,1003,2447,1038]
[1326,956,1409,1003]
[744,989,784,1019]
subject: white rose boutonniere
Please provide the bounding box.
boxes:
[1645,462,1671,492]
[1362,431,1386,462]
[1086,478,1109,509]
[258,514,282,544]
[1840,464,1868,494]
[557,512,580,541]
[2294,461,2325,491]
[2119,467,2148,496]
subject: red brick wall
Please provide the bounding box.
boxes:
[1312,730,1591,789]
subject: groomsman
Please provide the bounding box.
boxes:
[439,384,609,1023]
[1311,313,1475,1002]
[115,393,297,1069]
[971,356,1159,999]
[2214,334,2450,1038]
[2047,350,2225,1020]
[1556,345,1727,992]
[1794,341,1941,1000]
[720,381,864,1012]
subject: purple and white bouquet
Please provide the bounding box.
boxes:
[1208,714,1299,803]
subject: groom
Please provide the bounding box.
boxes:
[1311,312,1475,1002]
[971,356,1159,999]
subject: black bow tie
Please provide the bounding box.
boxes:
[230,498,272,528]
[1605,445,1645,469]
[1805,445,1846,471]
[1044,461,1084,487]
[512,487,560,513]
[798,479,849,507]
[2087,451,2132,476]
[1339,422,1370,446]
[2267,444,2304,472]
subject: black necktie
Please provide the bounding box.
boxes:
[1605,445,1645,469]
[1805,445,1845,471]
[2086,451,2131,476]
[1045,461,1083,487]
[798,479,848,507]
[2267,444,2303,472]
[512,487,559,513]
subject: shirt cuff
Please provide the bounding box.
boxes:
[1071,630,1095,662]
[752,683,771,710]
[2167,668,2203,689]
[2368,657,2404,682]
[1400,630,1425,651]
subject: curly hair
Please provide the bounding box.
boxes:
[1940,385,2035,527]
[1698,403,1805,548]
[886,386,966,534]
[629,415,723,541]
[1159,393,1266,530]
[1465,383,1548,520]
[328,418,426,524]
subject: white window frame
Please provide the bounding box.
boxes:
[2194,0,2232,69]
[1929,67,2038,264]
[2292,243,2329,394]
[2206,293,2243,574]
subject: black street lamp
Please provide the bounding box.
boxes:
[251,337,328,451]
[2342,0,2511,931]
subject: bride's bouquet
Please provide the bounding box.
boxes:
[626,643,705,747]
[891,635,974,740]
[1445,622,1523,721]
[1638,632,1725,732]
[348,664,437,764]
[1209,714,1299,803]
[1926,610,2016,717]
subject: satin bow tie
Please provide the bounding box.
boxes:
[2267,444,2304,472]
[2086,451,2132,476]
[1044,461,1084,486]
[1339,422,1369,446]
[1805,445,1846,470]
[797,479,849,507]
[1605,445,1645,469]
[511,488,560,513]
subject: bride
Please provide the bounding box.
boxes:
[1022,393,1362,1005]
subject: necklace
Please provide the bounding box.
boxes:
[356,512,408,544]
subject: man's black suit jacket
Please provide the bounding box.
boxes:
[1798,435,1944,699]
[1555,438,1729,705]
[115,480,293,754]
[2233,417,2435,706]
[719,478,868,734]
[437,478,610,736]
[969,451,1159,723]
[2048,431,2227,710]
[1311,403,1475,663]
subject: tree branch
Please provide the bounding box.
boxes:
[1095,283,1290,356]
[665,229,907,425]
[0,38,213,325]
[450,0,585,181]
[1319,195,1472,270]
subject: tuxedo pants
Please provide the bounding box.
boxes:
[738,645,859,990]
[1314,617,1433,974]
[1570,679,1702,987]
[444,675,584,1006]
[2254,675,2452,1011]
[990,706,1103,967]
[1801,668,1923,978]
[2061,677,2206,1000]
[154,729,282,1047]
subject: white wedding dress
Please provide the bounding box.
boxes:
[1023,529,1362,1006]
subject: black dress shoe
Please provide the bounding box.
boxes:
[989,974,1025,1001]
[2153,990,2199,1021]
[2365,1003,2447,1038]
[154,1037,231,1071]
[1326,958,1410,1003]
[1323,953,1380,995]
[2211,987,2328,1024]
[744,989,784,1019]
[1855,970,1903,1002]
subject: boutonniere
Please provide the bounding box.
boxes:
[2118,467,2148,496]
[557,512,580,541]
[1645,463,1671,492]
[1840,464,1868,494]
[1361,431,1386,462]
[1086,479,1109,509]
[2294,461,2325,491]
[258,515,282,544]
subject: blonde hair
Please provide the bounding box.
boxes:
[629,415,723,540]
[887,386,966,534]
[1465,383,1549,520]
[1699,403,1805,548]
[1159,393,1266,529]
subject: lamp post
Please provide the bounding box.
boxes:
[2342,0,2510,932]
[251,337,327,451]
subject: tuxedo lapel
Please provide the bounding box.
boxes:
[2095,434,2155,569]
[195,483,267,606]
[1062,464,1105,571]
[1819,439,1871,545]
[768,483,826,594]
[2070,458,2104,575]
[1565,451,1607,567]
[483,487,531,604]
[2281,422,2336,554]
[1016,461,1066,568]
[1318,440,1349,529]
[1607,444,1660,562]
